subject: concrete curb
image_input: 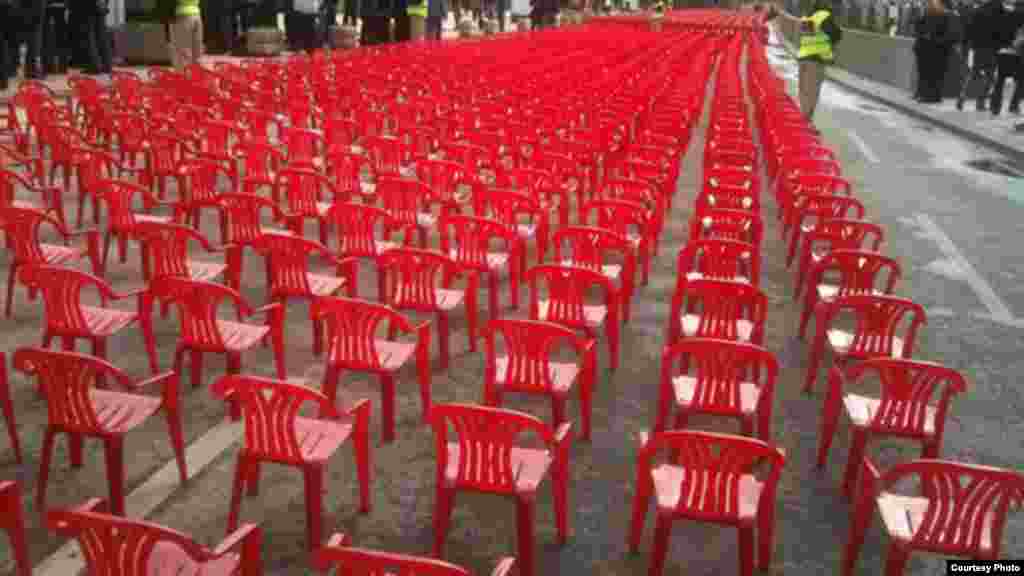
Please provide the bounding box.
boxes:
[773,38,1024,165]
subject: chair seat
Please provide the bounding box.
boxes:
[843,394,938,436]
[827,329,904,358]
[685,271,749,284]
[877,492,996,552]
[494,357,580,396]
[187,260,227,283]
[217,319,271,351]
[82,306,138,336]
[291,415,354,462]
[672,375,760,414]
[680,315,755,342]
[147,541,240,576]
[537,300,608,329]
[308,273,347,297]
[40,243,88,266]
[444,442,553,494]
[91,388,162,434]
[651,464,762,523]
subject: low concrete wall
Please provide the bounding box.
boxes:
[776,18,964,98]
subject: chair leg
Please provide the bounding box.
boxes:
[0,361,22,464]
[515,498,536,576]
[648,515,671,576]
[165,407,188,483]
[190,350,204,389]
[353,408,371,513]
[817,379,843,469]
[438,313,450,370]
[303,466,324,551]
[3,264,17,319]
[758,497,777,570]
[104,437,125,516]
[628,473,650,553]
[841,430,869,500]
[227,453,250,533]
[248,462,260,496]
[579,373,593,442]
[432,485,454,558]
[738,526,755,576]
[380,373,396,443]
[466,276,478,353]
[552,458,569,544]
[798,291,816,340]
[884,544,910,576]
[6,483,30,576]
[37,428,56,517]
[69,434,84,468]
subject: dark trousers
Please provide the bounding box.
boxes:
[81,10,112,74]
[990,51,1024,115]
[342,0,356,24]
[23,0,46,76]
[958,47,997,110]
[0,3,15,83]
[393,13,410,42]
[914,42,950,102]
[43,4,69,73]
[361,15,389,44]
[288,12,321,52]
[426,15,443,38]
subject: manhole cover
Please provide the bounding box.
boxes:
[965,158,1024,178]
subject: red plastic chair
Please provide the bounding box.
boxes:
[527,264,620,371]
[583,198,655,287]
[1,206,101,318]
[380,247,469,370]
[799,250,902,340]
[430,403,572,576]
[667,278,767,348]
[49,497,262,576]
[601,178,666,248]
[844,458,1024,576]
[785,194,865,266]
[439,212,521,325]
[282,126,327,171]
[234,139,285,195]
[690,208,764,247]
[325,149,374,200]
[324,201,396,300]
[14,347,186,517]
[313,533,516,576]
[655,338,778,442]
[75,146,148,228]
[553,225,636,323]
[414,157,470,215]
[313,296,431,443]
[212,374,371,551]
[178,158,234,240]
[256,231,357,356]
[364,134,407,178]
[0,482,30,576]
[273,167,339,246]
[135,220,229,286]
[818,359,968,498]
[143,132,193,203]
[19,264,157,372]
[0,166,66,228]
[96,179,177,272]
[676,238,760,287]
[629,429,786,576]
[794,218,885,299]
[804,294,927,394]
[473,187,550,275]
[483,318,597,440]
[777,170,849,228]
[376,176,441,248]
[218,192,292,292]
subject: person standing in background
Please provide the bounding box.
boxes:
[321,0,338,47]
[0,0,17,91]
[957,0,1002,110]
[342,0,356,24]
[169,0,202,68]
[426,0,447,39]
[989,18,1024,114]
[81,0,112,75]
[42,0,68,75]
[290,0,323,51]
[912,0,957,103]
[776,0,842,128]
[21,0,46,79]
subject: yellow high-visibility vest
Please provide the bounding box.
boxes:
[797,9,833,62]
[408,0,427,17]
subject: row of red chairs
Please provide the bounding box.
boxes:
[746,30,1023,576]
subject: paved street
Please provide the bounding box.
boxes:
[0,37,1021,575]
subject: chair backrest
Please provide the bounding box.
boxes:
[838,358,967,438]
[314,296,413,371]
[552,225,630,273]
[415,158,465,205]
[365,135,405,176]
[484,319,585,397]
[313,534,484,576]
[151,276,250,350]
[823,294,927,359]
[377,176,433,228]
[235,140,284,181]
[660,338,778,416]
[693,208,763,246]
[439,213,513,271]
[808,218,885,253]
[97,179,156,232]
[0,206,65,266]
[792,173,852,197]
[677,238,760,286]
[48,500,223,575]
[276,167,335,216]
[380,247,454,312]
[639,429,786,520]
[794,194,865,225]
[219,193,285,247]
[431,403,554,494]
[135,220,213,282]
[327,202,394,258]
[212,375,335,463]
[812,249,901,297]
[527,264,613,328]
[583,198,651,240]
[671,278,768,343]
[18,265,115,335]
[873,459,1024,557]
[13,347,134,434]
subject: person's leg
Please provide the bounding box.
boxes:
[94,9,112,73]
[394,13,410,41]
[807,60,825,120]
[83,10,102,74]
[42,5,55,74]
[190,15,204,65]
[1010,55,1024,113]
[25,0,46,78]
[991,53,1012,115]
[53,5,68,72]
[797,59,813,120]
[0,5,9,90]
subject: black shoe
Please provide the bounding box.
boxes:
[1010,106,1021,114]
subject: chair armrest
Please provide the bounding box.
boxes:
[212,523,261,556]
[133,371,177,392]
[490,557,517,576]
[251,302,283,318]
[111,286,150,300]
[636,430,651,452]
[553,421,573,450]
[341,398,371,422]
[311,533,352,571]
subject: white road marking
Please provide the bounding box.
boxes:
[914,214,1016,322]
[35,420,243,575]
[971,312,1024,329]
[847,130,880,164]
